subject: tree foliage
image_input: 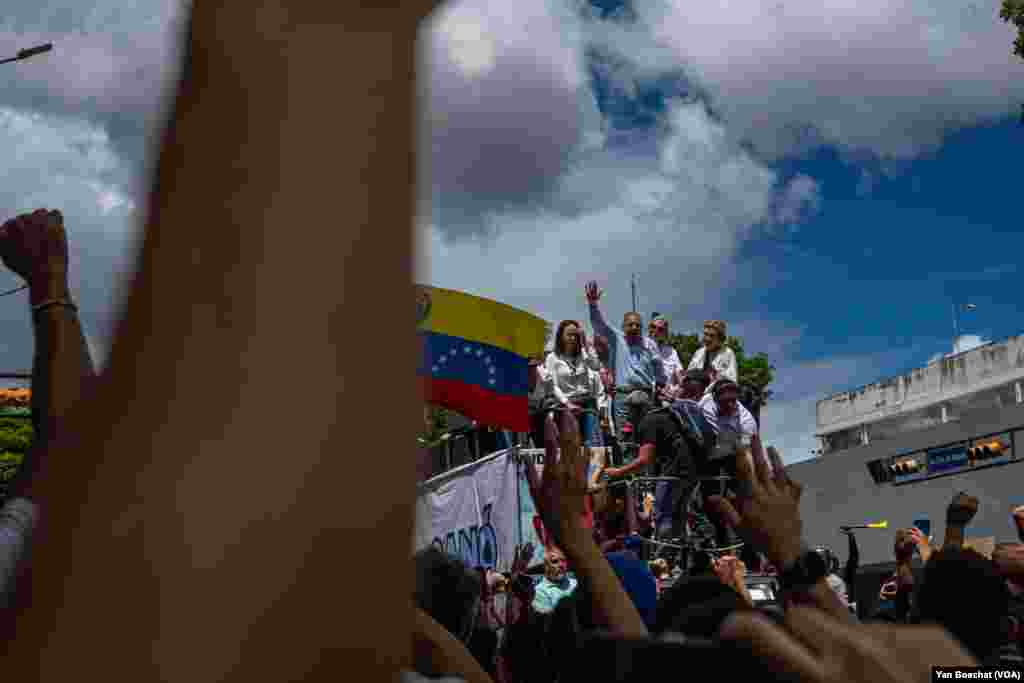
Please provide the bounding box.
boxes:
[1002,0,1024,60]
[0,417,31,499]
[422,404,451,447]
[667,332,776,403]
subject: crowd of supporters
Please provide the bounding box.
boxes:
[415,409,1024,682]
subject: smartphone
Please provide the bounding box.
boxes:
[579,633,765,681]
[913,518,931,539]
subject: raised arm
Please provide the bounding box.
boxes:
[0,210,95,500]
[943,493,978,549]
[8,4,435,679]
[585,281,618,341]
[531,411,647,638]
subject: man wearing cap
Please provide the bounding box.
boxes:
[698,378,758,441]
[687,320,737,396]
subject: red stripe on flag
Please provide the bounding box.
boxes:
[424,377,530,433]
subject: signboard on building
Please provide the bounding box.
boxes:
[926,442,969,475]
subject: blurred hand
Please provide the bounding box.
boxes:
[486,570,508,594]
[511,543,535,576]
[721,608,977,682]
[532,411,589,550]
[585,281,602,304]
[993,543,1024,580]
[0,209,69,296]
[947,492,979,526]
[707,445,803,568]
[893,529,916,563]
[713,555,748,599]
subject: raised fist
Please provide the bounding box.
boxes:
[0,209,68,294]
[947,492,979,527]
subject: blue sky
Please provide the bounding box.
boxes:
[419,0,1024,462]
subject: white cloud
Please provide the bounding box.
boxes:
[639,0,1024,162]
[421,98,819,327]
[0,107,137,368]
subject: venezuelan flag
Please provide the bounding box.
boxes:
[417,285,547,433]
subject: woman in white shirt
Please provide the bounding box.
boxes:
[545,320,601,446]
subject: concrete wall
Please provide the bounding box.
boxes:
[817,335,1024,436]
[790,400,1024,566]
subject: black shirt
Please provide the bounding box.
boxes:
[636,410,697,482]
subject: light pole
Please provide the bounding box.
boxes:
[0,43,53,66]
[951,301,977,354]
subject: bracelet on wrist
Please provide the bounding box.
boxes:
[32,298,77,315]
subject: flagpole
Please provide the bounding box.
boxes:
[952,301,960,355]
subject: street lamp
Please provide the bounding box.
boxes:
[952,302,978,354]
[0,43,53,66]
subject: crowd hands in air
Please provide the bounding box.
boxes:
[413,288,1024,681]
[0,4,1016,682]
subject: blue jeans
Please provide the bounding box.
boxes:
[612,395,652,463]
[575,410,601,448]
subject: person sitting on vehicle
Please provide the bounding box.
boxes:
[528,357,553,448]
[687,319,737,397]
[546,320,601,447]
[648,315,682,401]
[699,379,757,442]
[585,281,666,455]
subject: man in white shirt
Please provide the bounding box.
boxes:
[699,379,758,439]
[687,319,738,396]
[649,315,683,400]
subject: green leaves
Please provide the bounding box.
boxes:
[1001,0,1024,60]
[422,405,451,447]
[667,332,775,401]
[0,417,31,499]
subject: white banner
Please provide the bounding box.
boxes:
[414,448,521,573]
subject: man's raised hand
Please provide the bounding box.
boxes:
[585,281,602,304]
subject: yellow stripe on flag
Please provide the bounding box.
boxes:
[416,285,547,359]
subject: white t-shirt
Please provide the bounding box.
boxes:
[654,343,683,386]
[687,346,738,394]
[698,394,758,437]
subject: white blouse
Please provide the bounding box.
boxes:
[546,351,598,406]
